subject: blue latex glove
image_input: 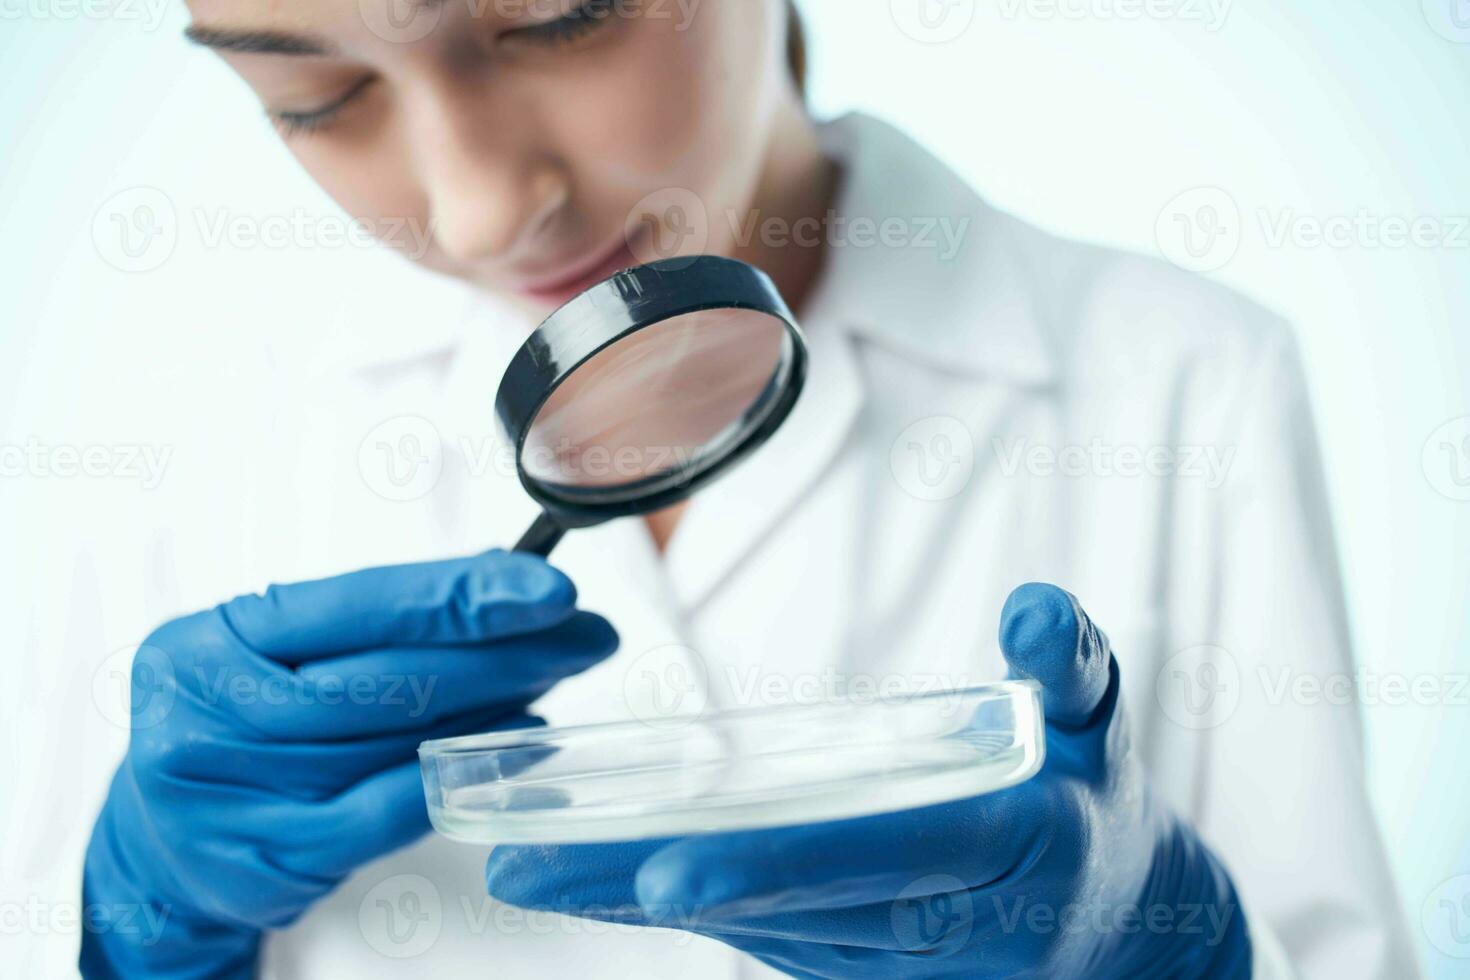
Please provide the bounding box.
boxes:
[485,584,1252,979]
[83,550,617,979]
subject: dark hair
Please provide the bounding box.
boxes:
[787,1,808,96]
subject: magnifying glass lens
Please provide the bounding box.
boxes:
[521,308,791,500]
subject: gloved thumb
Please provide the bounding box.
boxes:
[999,583,1114,728]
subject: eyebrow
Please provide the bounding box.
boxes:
[183,0,466,56]
[183,25,334,56]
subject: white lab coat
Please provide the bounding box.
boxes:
[4,113,1416,978]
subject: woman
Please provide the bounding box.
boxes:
[81,1,1414,976]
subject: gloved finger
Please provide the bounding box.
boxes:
[721,911,1032,980]
[282,760,433,878]
[628,779,1069,919]
[186,612,616,741]
[486,839,672,926]
[998,582,1113,728]
[218,550,579,663]
[682,884,1042,962]
[142,709,544,800]
[288,612,618,736]
[161,827,336,932]
[486,838,988,948]
[668,899,953,950]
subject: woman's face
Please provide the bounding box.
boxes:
[185,0,795,310]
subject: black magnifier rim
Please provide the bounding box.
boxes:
[495,255,808,529]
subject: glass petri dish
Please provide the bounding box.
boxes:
[419,681,1045,845]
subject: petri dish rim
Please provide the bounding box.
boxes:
[419,679,1042,757]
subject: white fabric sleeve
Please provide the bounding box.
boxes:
[1170,325,1420,978]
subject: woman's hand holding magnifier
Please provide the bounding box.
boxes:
[82,551,617,979]
[83,256,807,978]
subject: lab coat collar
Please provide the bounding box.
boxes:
[809,113,1058,388]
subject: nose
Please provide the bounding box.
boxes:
[405,82,569,268]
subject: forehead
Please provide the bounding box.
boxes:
[182,0,588,58]
[186,0,575,28]
[185,0,464,57]
[187,0,330,30]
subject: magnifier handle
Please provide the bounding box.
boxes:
[513,511,566,557]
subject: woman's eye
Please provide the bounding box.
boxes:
[269,77,375,138]
[505,0,620,47]
[271,107,335,139]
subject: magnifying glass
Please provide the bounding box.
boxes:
[496,255,808,556]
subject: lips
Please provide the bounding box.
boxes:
[514,231,643,306]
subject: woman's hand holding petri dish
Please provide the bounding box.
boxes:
[483,585,1254,979]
